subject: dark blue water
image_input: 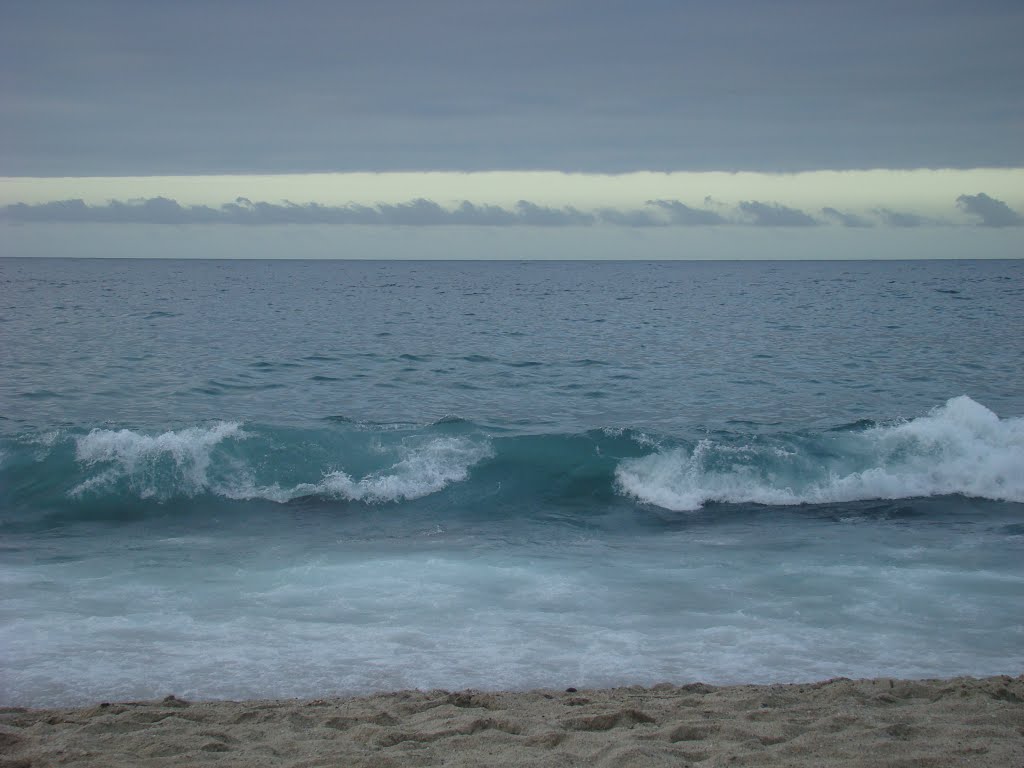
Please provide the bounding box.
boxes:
[1,258,1022,706]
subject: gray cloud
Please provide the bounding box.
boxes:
[5,196,1007,230]
[2,2,1022,175]
[3,197,222,224]
[956,193,1024,227]
[821,207,872,228]
[596,208,667,227]
[375,199,455,226]
[1,197,601,227]
[647,200,725,226]
[0,197,778,228]
[512,201,595,227]
[739,201,818,227]
[874,208,931,228]
[448,202,518,226]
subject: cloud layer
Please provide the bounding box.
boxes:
[2,3,1022,175]
[5,193,1022,229]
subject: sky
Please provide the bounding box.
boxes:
[2,0,1022,259]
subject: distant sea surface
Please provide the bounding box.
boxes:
[2,258,1022,707]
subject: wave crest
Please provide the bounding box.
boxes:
[614,396,1024,511]
[68,424,491,504]
[238,437,494,504]
[5,397,1020,515]
[72,423,245,498]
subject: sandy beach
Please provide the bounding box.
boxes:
[2,675,1021,767]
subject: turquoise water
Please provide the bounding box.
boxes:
[1,258,1023,706]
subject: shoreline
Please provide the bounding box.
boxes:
[2,675,1021,767]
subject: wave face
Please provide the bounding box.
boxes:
[3,397,1021,521]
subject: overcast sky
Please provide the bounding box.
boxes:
[4,0,1023,175]
[2,1,1022,258]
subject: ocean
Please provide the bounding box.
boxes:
[1,257,1022,707]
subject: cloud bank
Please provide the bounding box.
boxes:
[738,201,818,227]
[874,208,932,228]
[3,194,1022,229]
[957,193,1024,227]
[820,207,872,228]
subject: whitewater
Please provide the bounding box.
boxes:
[1,257,1022,707]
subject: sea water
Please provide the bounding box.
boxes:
[1,257,1022,707]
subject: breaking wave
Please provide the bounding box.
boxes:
[2,397,1020,517]
[616,396,1024,510]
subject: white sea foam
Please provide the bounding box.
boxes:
[238,436,494,504]
[5,523,1022,707]
[315,437,493,503]
[615,396,1024,511]
[71,424,491,504]
[72,423,245,498]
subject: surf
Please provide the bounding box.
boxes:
[2,397,1021,523]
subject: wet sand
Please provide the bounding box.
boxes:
[2,676,1022,767]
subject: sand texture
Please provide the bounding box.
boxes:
[1,676,1022,767]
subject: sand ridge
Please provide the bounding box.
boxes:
[1,675,1022,767]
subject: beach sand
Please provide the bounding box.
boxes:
[1,676,1021,767]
